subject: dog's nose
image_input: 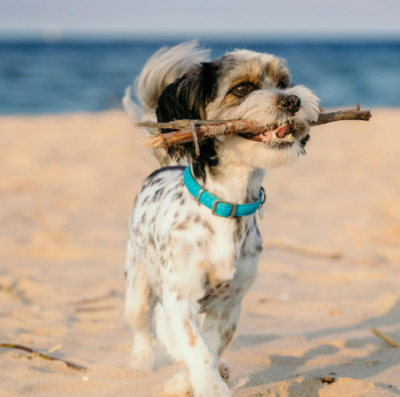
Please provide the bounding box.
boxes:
[278,95,301,115]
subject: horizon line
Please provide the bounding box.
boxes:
[1,34,400,45]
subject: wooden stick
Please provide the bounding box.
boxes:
[137,106,371,150]
[371,328,400,348]
[315,108,371,125]
[0,343,87,371]
[190,120,200,156]
[144,119,263,149]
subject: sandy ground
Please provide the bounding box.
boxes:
[0,109,399,397]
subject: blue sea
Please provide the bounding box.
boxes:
[0,39,399,115]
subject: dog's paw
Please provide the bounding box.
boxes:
[164,370,191,397]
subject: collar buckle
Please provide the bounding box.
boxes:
[212,200,237,219]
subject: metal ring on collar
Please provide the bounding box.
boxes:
[197,188,206,204]
[260,186,267,207]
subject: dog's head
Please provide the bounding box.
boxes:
[156,49,320,178]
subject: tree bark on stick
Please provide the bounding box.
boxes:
[137,106,371,150]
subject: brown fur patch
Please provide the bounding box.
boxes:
[226,58,264,89]
[183,319,198,347]
[135,304,150,329]
[221,301,235,320]
[219,59,264,108]
[197,260,206,269]
[218,324,237,356]
[266,58,290,87]
[219,93,244,109]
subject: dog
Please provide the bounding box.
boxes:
[123,42,320,397]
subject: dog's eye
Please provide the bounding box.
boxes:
[277,81,288,89]
[232,84,250,97]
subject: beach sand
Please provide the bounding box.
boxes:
[0,109,399,396]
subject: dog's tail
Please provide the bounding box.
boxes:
[123,41,210,166]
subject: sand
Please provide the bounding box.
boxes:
[0,109,399,397]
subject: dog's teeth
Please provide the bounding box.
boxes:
[261,131,272,142]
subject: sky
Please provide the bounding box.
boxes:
[1,0,400,39]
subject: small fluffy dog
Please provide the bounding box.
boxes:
[123,42,320,397]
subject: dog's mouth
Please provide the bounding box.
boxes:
[239,123,307,146]
[260,125,290,142]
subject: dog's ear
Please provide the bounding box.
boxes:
[156,62,220,167]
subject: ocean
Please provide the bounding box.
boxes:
[0,39,399,115]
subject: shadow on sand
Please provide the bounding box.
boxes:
[234,297,400,396]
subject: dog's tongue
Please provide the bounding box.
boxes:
[261,125,289,142]
[275,125,290,138]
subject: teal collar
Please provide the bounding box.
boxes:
[183,165,266,219]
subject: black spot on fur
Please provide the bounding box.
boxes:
[198,287,218,313]
[152,187,164,203]
[299,134,310,148]
[202,220,215,235]
[149,235,155,247]
[150,178,162,187]
[166,184,178,196]
[156,62,222,181]
[234,218,244,241]
[172,191,183,201]
[176,223,187,231]
[140,183,149,194]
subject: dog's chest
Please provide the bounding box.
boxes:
[198,225,261,314]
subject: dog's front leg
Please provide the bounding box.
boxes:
[202,299,242,380]
[163,290,231,397]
